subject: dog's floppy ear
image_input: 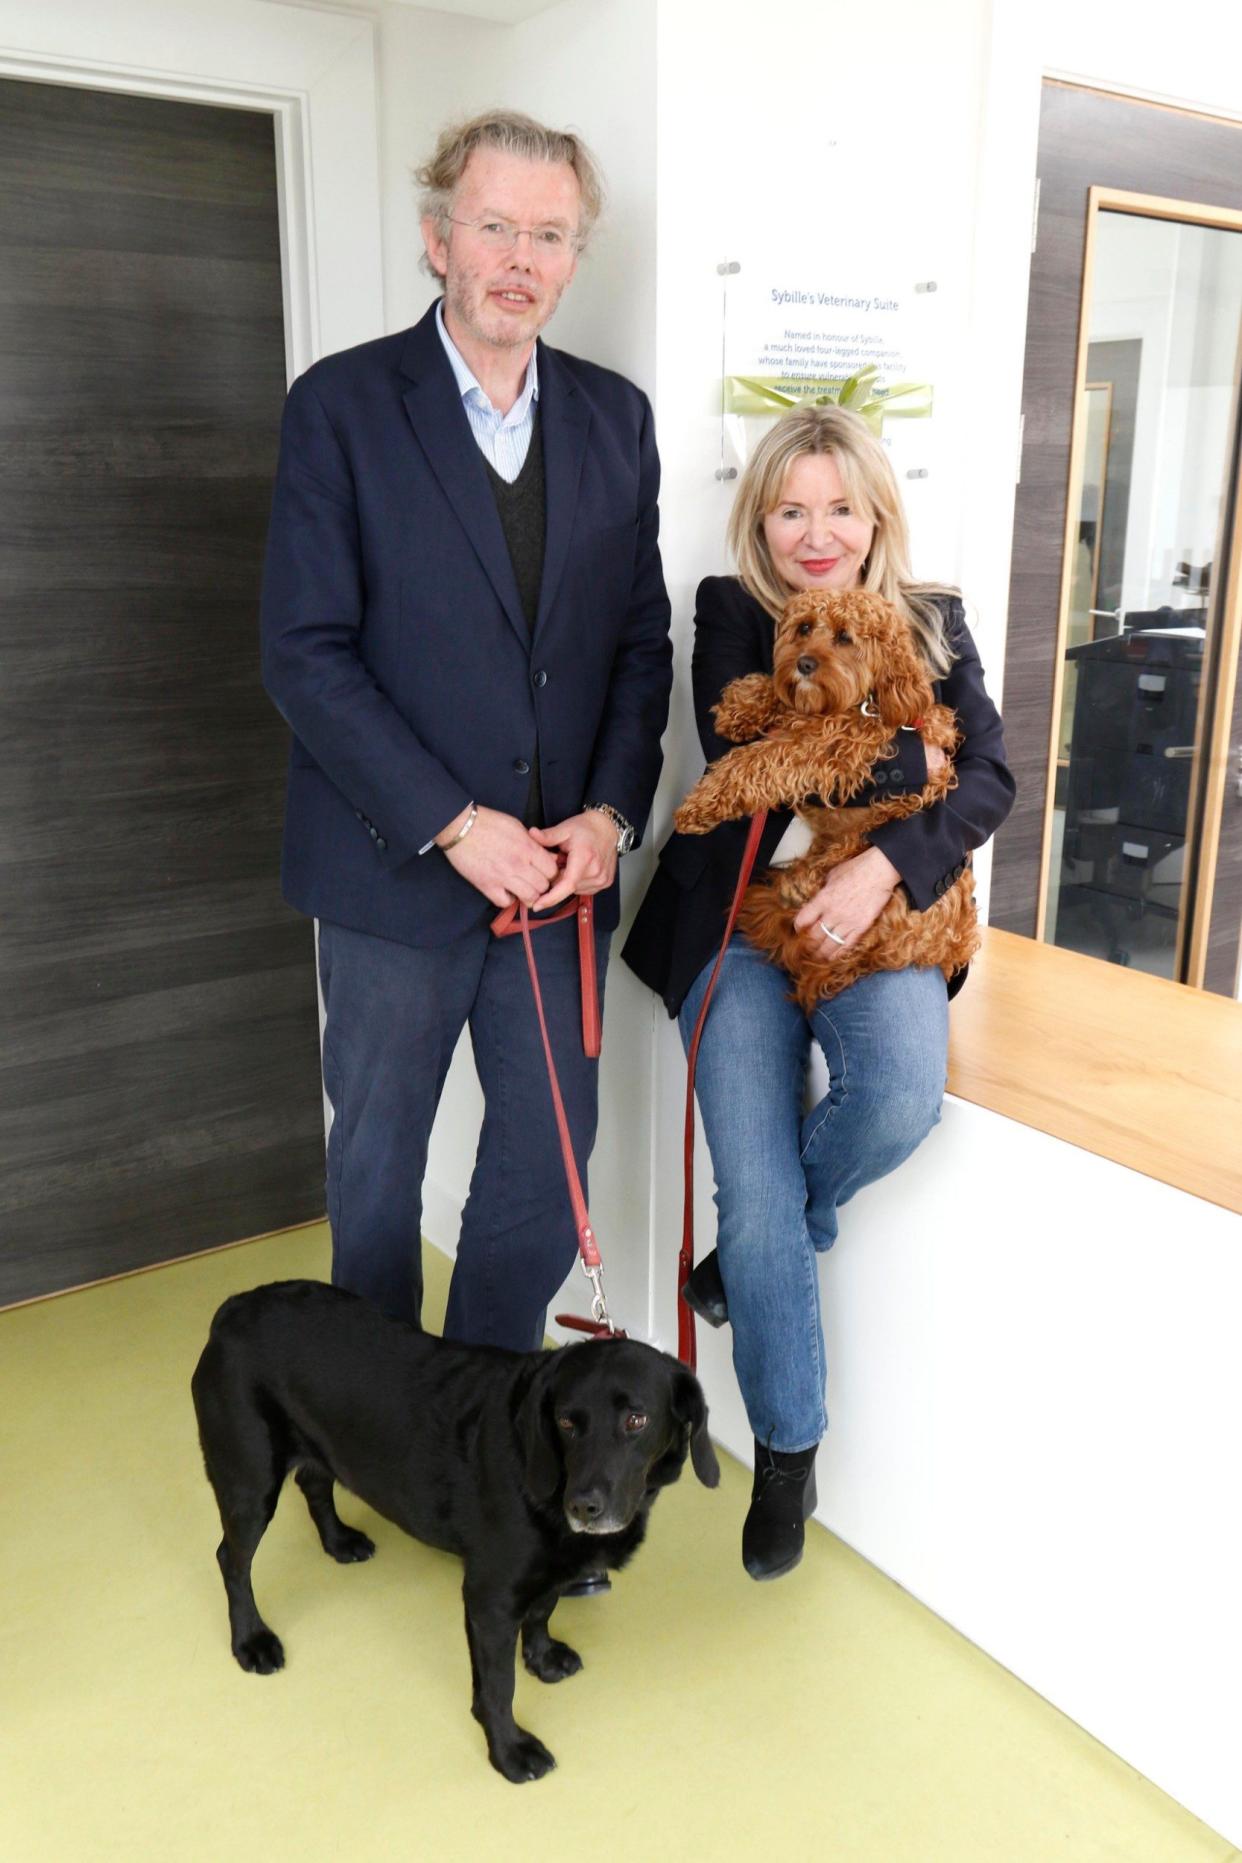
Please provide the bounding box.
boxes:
[517,1359,564,1505]
[875,622,935,731]
[673,1369,720,1488]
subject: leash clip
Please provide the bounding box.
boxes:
[581,1259,615,1334]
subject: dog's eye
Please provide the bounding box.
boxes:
[796,622,813,637]
[836,631,852,646]
[556,1416,576,1435]
[624,1412,648,1434]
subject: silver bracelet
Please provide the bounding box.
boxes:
[440,801,478,850]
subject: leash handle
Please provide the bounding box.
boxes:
[556,1310,628,1341]
[490,895,579,933]
[577,899,601,1058]
[490,892,600,1060]
[679,811,769,1369]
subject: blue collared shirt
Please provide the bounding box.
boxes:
[435,299,538,484]
[419,305,541,853]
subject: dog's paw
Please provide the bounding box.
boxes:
[490,1730,557,1784]
[713,673,780,741]
[523,1639,583,1683]
[672,798,714,834]
[326,1526,376,1564]
[233,1629,285,1675]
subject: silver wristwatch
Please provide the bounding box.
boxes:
[586,802,636,855]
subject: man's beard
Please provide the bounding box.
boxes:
[446,271,563,351]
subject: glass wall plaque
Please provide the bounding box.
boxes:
[714,252,945,565]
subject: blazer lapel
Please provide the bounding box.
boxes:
[398,313,528,646]
[533,344,591,639]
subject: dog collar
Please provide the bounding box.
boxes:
[861,693,922,729]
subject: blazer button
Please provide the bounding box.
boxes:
[513,758,530,776]
[875,769,887,785]
[533,670,547,688]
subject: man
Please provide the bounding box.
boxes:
[261,112,671,1354]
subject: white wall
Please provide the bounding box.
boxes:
[1162,226,1242,601]
[648,0,1242,1844]
[828,1102,1241,1844]
[1089,214,1242,613]
[685,1093,1242,1832]
[1089,214,1182,614]
[344,2,506,335]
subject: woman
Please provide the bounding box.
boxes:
[622,405,1014,1581]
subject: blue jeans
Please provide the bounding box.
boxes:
[678,938,948,1453]
[318,917,606,1351]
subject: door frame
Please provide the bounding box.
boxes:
[955,17,1242,951]
[1033,183,1242,982]
[0,0,385,381]
[977,67,1242,994]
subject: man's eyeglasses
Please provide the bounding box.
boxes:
[447,216,578,255]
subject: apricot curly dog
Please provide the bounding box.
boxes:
[673,588,979,1009]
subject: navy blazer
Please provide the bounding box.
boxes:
[621,576,1015,1015]
[260,304,673,945]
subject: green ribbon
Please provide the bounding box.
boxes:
[723,363,932,431]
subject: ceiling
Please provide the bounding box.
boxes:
[381,0,563,21]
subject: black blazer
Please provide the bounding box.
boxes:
[260,304,673,946]
[621,576,1015,1016]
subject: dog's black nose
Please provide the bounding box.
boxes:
[567,1489,606,1527]
[796,656,818,676]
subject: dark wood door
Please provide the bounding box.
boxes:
[991,81,1242,996]
[0,78,325,1306]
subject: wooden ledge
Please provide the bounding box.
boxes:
[947,927,1242,1215]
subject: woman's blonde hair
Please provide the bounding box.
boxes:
[727,404,957,675]
[415,111,604,279]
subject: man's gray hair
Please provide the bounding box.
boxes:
[415,110,605,277]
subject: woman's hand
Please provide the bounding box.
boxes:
[924,743,949,778]
[793,846,901,954]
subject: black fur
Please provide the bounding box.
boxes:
[191,1280,719,1782]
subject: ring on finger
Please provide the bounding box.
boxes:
[819,920,847,946]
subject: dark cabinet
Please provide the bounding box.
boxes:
[1055,618,1205,970]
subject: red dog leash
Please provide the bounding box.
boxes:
[491,890,601,1058]
[677,810,769,1369]
[490,891,620,1339]
[493,809,768,1364]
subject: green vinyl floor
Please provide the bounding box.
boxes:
[0,1222,1234,1862]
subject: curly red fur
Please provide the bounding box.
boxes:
[673,588,978,1007]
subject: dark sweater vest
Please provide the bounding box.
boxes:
[482,411,546,824]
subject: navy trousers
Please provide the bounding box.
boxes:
[317,916,607,1351]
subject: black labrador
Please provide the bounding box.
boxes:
[191,1280,719,1782]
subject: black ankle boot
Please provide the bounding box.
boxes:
[680,1249,728,1327]
[742,1439,818,1581]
